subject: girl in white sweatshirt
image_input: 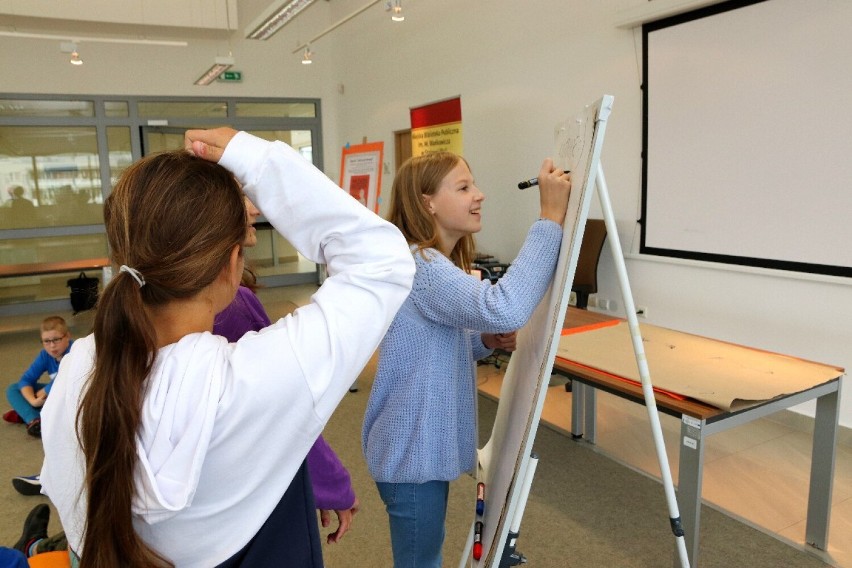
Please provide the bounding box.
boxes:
[40,128,414,568]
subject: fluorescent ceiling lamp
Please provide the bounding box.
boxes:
[246,0,317,40]
[194,56,235,86]
[0,30,187,47]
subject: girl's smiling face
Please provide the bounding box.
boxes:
[423,159,485,255]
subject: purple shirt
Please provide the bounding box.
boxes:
[214,286,356,510]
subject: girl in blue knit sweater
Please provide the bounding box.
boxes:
[362,151,570,567]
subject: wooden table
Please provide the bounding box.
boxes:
[554,308,843,567]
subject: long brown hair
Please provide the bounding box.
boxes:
[388,151,476,269]
[77,150,246,567]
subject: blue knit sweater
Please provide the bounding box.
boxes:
[362,220,562,483]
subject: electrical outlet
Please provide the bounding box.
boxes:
[636,306,648,318]
[569,291,577,306]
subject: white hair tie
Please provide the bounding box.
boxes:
[119,265,146,288]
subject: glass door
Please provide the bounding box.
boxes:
[141,126,318,287]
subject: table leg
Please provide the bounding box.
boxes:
[806,388,840,548]
[571,382,586,439]
[585,386,597,444]
[570,382,598,444]
[675,415,705,568]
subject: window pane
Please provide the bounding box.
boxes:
[248,129,312,161]
[0,126,103,229]
[0,234,108,306]
[138,101,228,118]
[106,127,132,190]
[144,131,187,154]
[104,101,129,118]
[243,130,316,279]
[0,234,107,264]
[236,102,316,118]
[0,99,94,118]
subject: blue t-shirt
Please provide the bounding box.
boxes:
[16,339,73,395]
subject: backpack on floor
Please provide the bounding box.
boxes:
[66,271,99,314]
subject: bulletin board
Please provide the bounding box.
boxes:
[339,141,383,214]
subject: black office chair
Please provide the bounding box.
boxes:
[571,218,607,310]
[550,219,608,391]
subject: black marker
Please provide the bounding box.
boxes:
[517,170,570,190]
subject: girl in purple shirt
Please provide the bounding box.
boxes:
[213,197,359,552]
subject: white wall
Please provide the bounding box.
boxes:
[319,0,851,428]
[1,0,848,426]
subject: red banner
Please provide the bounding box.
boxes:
[409,97,463,157]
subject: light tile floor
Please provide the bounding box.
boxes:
[476,362,852,568]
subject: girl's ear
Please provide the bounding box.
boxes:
[227,244,243,288]
[422,194,434,214]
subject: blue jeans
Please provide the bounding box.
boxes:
[6,382,46,425]
[376,481,449,568]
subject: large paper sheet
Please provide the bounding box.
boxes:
[471,96,614,567]
[557,322,843,412]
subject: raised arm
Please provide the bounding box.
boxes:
[188,128,415,419]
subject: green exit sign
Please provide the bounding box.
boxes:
[218,71,242,82]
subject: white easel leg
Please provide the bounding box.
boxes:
[595,163,690,568]
[496,453,539,568]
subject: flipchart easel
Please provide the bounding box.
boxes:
[460,95,690,568]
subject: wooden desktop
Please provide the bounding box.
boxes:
[554,307,843,567]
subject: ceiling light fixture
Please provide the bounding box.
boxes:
[194,56,235,86]
[59,42,84,65]
[390,0,405,22]
[302,46,313,65]
[246,0,318,40]
[2,30,187,47]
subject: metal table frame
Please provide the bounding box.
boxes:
[562,368,841,567]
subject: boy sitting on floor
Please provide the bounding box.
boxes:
[3,316,73,438]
